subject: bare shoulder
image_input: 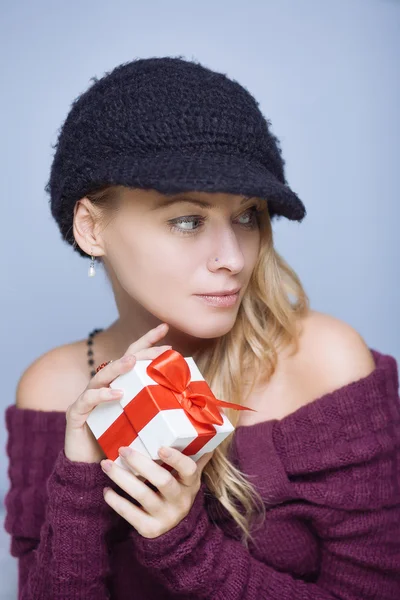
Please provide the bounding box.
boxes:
[16,339,91,412]
[291,309,376,405]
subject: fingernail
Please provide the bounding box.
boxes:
[159,447,171,457]
[118,446,132,457]
[101,460,113,472]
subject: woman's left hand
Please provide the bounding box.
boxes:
[100,446,213,539]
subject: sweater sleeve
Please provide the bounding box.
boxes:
[131,484,346,600]
[131,352,400,600]
[3,405,116,600]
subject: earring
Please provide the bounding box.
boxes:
[215,258,219,262]
[88,247,96,277]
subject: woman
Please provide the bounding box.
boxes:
[4,56,400,599]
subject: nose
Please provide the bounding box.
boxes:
[207,228,245,274]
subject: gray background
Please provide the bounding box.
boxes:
[1,0,399,597]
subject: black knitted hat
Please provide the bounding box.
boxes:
[46,56,306,258]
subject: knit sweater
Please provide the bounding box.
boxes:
[3,348,400,600]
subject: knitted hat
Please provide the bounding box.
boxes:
[46,56,306,258]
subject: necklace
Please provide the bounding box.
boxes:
[87,327,104,377]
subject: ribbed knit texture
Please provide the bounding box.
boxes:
[46,56,306,258]
[3,348,400,599]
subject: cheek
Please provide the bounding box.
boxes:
[108,227,195,295]
[242,234,261,270]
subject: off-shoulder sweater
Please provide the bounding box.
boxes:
[3,348,400,599]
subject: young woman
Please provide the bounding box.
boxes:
[4,56,400,599]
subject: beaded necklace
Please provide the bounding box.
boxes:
[86,327,104,377]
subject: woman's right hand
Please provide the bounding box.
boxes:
[64,323,171,463]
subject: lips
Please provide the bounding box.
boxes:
[197,287,241,297]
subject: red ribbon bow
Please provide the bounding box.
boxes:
[146,349,256,426]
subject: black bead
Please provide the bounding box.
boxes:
[87,328,104,377]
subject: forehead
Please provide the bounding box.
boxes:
[121,188,257,210]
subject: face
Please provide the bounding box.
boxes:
[101,189,265,339]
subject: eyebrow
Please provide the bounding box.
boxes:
[150,194,256,210]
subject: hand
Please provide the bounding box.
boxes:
[100,445,214,538]
[64,323,171,463]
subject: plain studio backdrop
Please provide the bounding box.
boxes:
[0,0,399,597]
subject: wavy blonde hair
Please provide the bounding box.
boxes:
[80,184,310,550]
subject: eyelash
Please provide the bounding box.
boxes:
[168,206,262,236]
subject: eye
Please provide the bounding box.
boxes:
[167,205,262,236]
[236,206,260,228]
[168,215,206,235]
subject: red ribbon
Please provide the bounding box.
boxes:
[146,349,256,426]
[97,411,137,461]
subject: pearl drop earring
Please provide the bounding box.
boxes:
[88,248,96,277]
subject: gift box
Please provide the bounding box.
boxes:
[86,398,167,479]
[110,349,254,462]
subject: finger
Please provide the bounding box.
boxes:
[158,448,213,487]
[68,345,174,425]
[102,487,155,535]
[116,448,182,503]
[89,324,170,389]
[101,459,166,514]
[88,354,138,389]
[67,386,125,422]
[132,345,172,361]
[123,323,169,357]
[90,340,173,389]
[87,345,171,389]
[157,447,199,489]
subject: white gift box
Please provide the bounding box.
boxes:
[86,398,165,478]
[110,350,235,462]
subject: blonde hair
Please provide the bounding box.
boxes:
[81,185,310,550]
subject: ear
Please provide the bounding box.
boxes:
[73,197,106,257]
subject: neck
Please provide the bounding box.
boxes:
[98,317,214,361]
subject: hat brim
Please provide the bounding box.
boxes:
[86,151,306,222]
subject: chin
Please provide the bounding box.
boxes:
[181,314,238,340]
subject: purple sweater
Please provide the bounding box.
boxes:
[3,348,400,599]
